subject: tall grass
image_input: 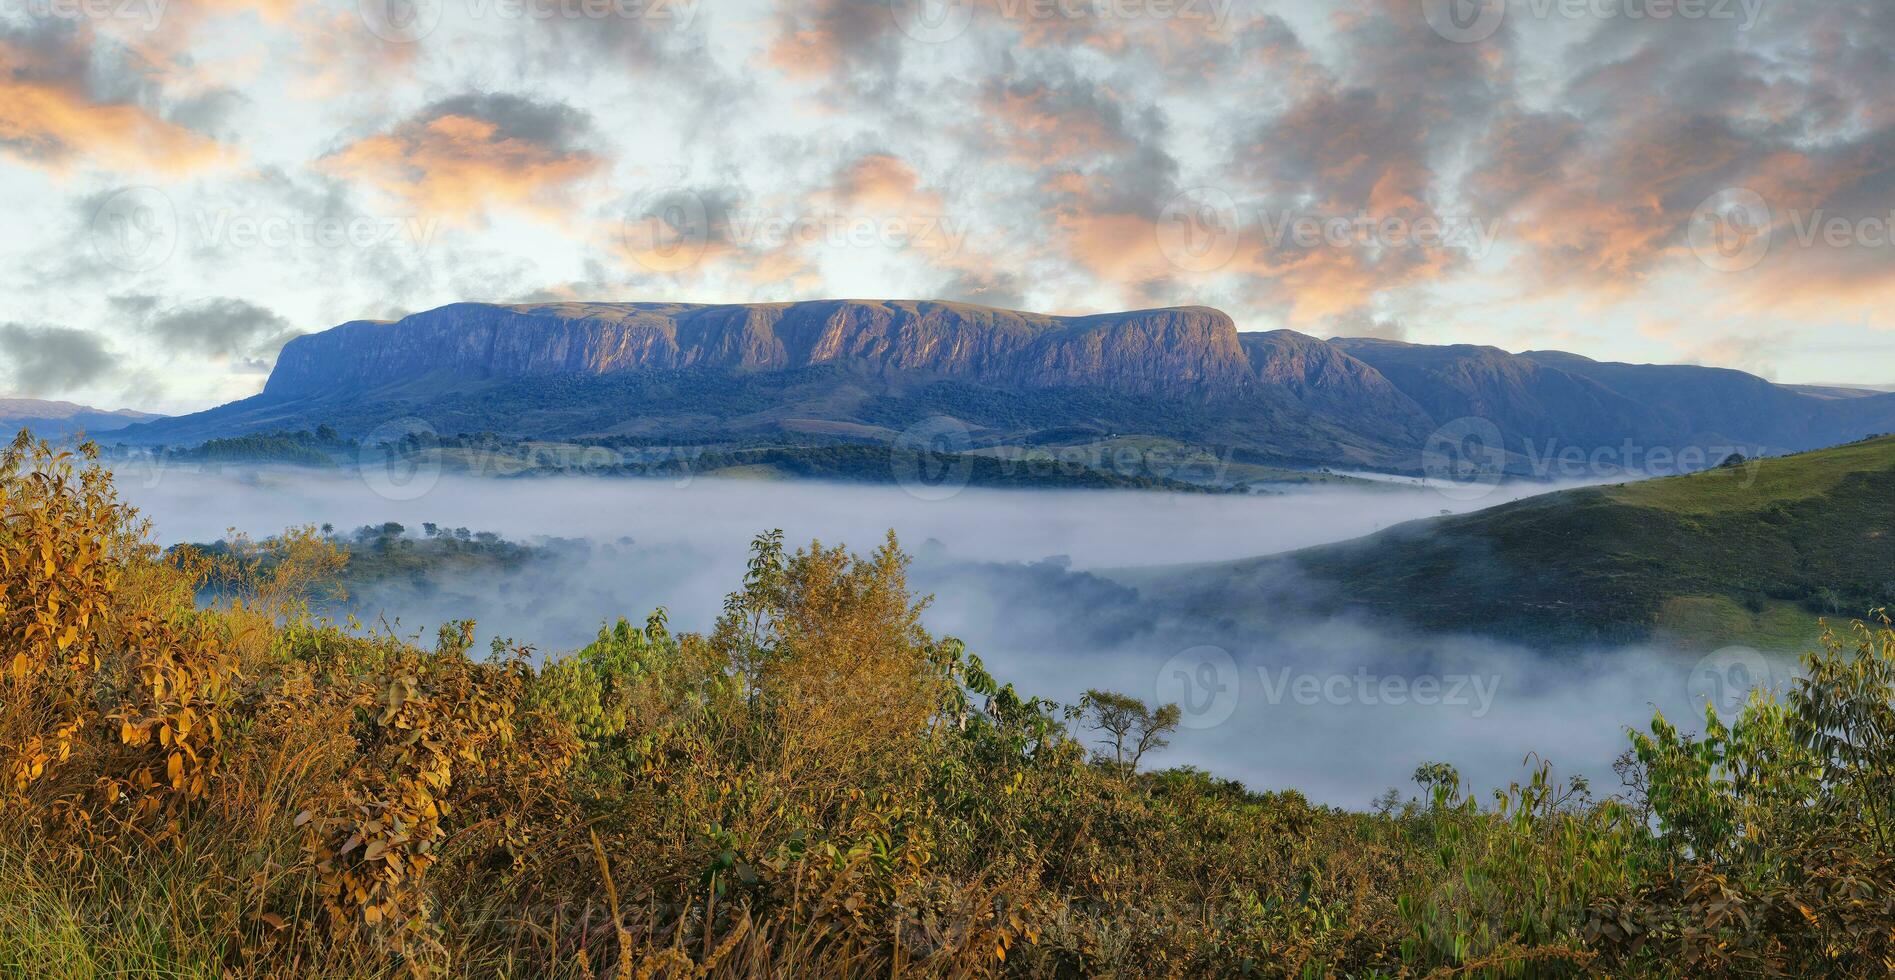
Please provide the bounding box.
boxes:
[3,433,1892,977]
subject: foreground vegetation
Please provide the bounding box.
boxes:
[5,435,1895,977]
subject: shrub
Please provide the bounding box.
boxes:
[4,433,1894,977]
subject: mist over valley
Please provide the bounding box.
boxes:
[11,0,1895,960]
[116,463,1781,807]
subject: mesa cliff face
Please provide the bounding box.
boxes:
[123,297,1895,471]
[263,300,1259,398]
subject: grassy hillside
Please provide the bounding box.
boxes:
[9,435,1895,976]
[1177,436,1895,648]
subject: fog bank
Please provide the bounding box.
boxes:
[116,467,1771,807]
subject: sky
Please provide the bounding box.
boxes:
[1,0,1891,414]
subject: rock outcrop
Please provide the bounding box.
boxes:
[263,300,1261,398]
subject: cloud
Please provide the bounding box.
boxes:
[978,72,1146,169]
[0,324,117,396]
[828,153,940,212]
[765,0,906,82]
[1326,311,1408,342]
[322,93,606,224]
[1459,0,1895,308]
[3,0,1894,404]
[934,268,1027,310]
[145,297,300,369]
[0,22,234,174]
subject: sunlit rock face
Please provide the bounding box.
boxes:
[263,299,1265,397]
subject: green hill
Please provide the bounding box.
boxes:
[1164,436,1895,649]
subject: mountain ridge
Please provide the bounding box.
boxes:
[117,299,1895,474]
[1,398,161,440]
[260,300,1256,399]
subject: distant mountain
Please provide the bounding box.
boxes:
[1331,339,1661,454]
[1783,383,1892,400]
[1,398,161,440]
[116,300,1895,474]
[1151,435,1895,649]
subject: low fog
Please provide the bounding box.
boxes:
[115,465,1771,808]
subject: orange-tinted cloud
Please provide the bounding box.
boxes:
[323,94,605,224]
[0,77,231,174]
[979,80,1133,165]
[0,28,235,175]
[829,153,941,212]
[765,0,895,79]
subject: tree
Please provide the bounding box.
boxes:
[1080,689,1181,771]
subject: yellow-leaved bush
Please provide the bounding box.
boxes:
[3,431,1894,978]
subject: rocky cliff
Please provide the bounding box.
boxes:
[119,298,1895,473]
[263,299,1259,399]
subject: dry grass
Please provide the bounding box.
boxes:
[4,433,1894,977]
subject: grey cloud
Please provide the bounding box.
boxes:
[935,269,1027,311]
[417,92,598,154]
[0,17,226,164]
[0,323,117,396]
[1325,311,1408,342]
[146,299,300,365]
[772,0,909,83]
[982,59,1181,217]
[167,88,250,140]
[109,294,162,317]
[1450,0,1895,290]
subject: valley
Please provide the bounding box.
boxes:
[12,0,1895,968]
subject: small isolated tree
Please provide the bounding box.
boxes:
[1080,689,1181,771]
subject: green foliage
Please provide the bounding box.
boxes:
[6,436,1895,977]
[529,609,705,780]
[179,522,554,610]
[175,427,353,466]
[1077,689,1181,770]
[1590,620,1895,972]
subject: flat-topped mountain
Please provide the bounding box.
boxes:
[116,299,1895,474]
[261,300,1256,398]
